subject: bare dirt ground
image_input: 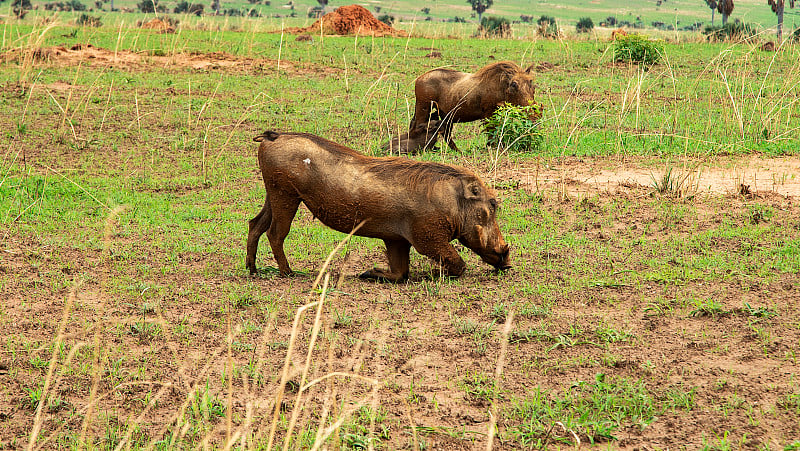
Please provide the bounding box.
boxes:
[497,155,800,198]
[2,48,800,450]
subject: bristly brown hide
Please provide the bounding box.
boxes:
[409,61,538,152]
[245,131,511,282]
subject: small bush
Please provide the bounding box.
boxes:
[377,14,394,26]
[576,16,594,33]
[421,7,430,14]
[450,16,466,23]
[136,0,156,13]
[613,34,664,65]
[307,5,323,17]
[703,20,758,41]
[537,15,558,38]
[519,14,533,23]
[174,1,203,15]
[600,15,617,27]
[484,103,544,153]
[793,27,800,42]
[480,16,511,37]
[76,12,102,26]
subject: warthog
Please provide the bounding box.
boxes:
[381,119,443,154]
[410,61,537,151]
[246,131,511,282]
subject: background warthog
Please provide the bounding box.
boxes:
[381,119,443,154]
[246,131,511,282]
[410,61,537,151]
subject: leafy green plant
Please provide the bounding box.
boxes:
[506,373,655,445]
[460,372,500,404]
[484,103,543,153]
[509,327,552,343]
[741,303,777,319]
[689,298,728,317]
[614,34,664,65]
[650,166,690,198]
[24,386,43,410]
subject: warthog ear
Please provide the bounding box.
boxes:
[464,183,482,200]
[524,64,535,74]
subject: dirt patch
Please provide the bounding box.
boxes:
[496,155,800,198]
[285,4,407,37]
[0,44,339,75]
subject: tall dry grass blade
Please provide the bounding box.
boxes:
[282,273,331,451]
[226,310,233,446]
[27,278,83,451]
[265,222,366,449]
[486,309,515,451]
[718,68,744,138]
[44,165,111,211]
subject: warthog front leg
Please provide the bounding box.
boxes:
[359,239,411,283]
[412,238,466,278]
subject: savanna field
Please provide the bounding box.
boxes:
[1,6,800,450]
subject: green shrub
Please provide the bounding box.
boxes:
[137,0,156,13]
[537,15,559,38]
[483,103,543,153]
[703,20,758,41]
[76,13,102,26]
[576,16,594,33]
[377,14,394,25]
[613,34,664,65]
[307,5,323,17]
[480,16,511,36]
[174,0,203,15]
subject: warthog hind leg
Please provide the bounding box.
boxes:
[359,239,411,283]
[246,194,273,274]
[265,193,301,276]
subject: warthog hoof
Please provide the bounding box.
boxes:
[359,268,408,283]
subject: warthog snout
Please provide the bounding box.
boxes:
[492,243,512,270]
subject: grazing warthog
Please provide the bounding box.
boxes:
[381,119,443,154]
[246,131,511,282]
[410,61,537,151]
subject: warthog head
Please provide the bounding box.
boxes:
[458,181,511,271]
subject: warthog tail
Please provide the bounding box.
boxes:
[253,130,281,143]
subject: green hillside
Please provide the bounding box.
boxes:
[8,0,798,34]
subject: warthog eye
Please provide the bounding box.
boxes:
[489,198,498,210]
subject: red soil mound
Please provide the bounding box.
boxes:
[141,18,175,34]
[286,4,406,37]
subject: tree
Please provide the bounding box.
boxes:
[467,0,493,24]
[769,0,795,41]
[717,0,733,25]
[705,0,717,25]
